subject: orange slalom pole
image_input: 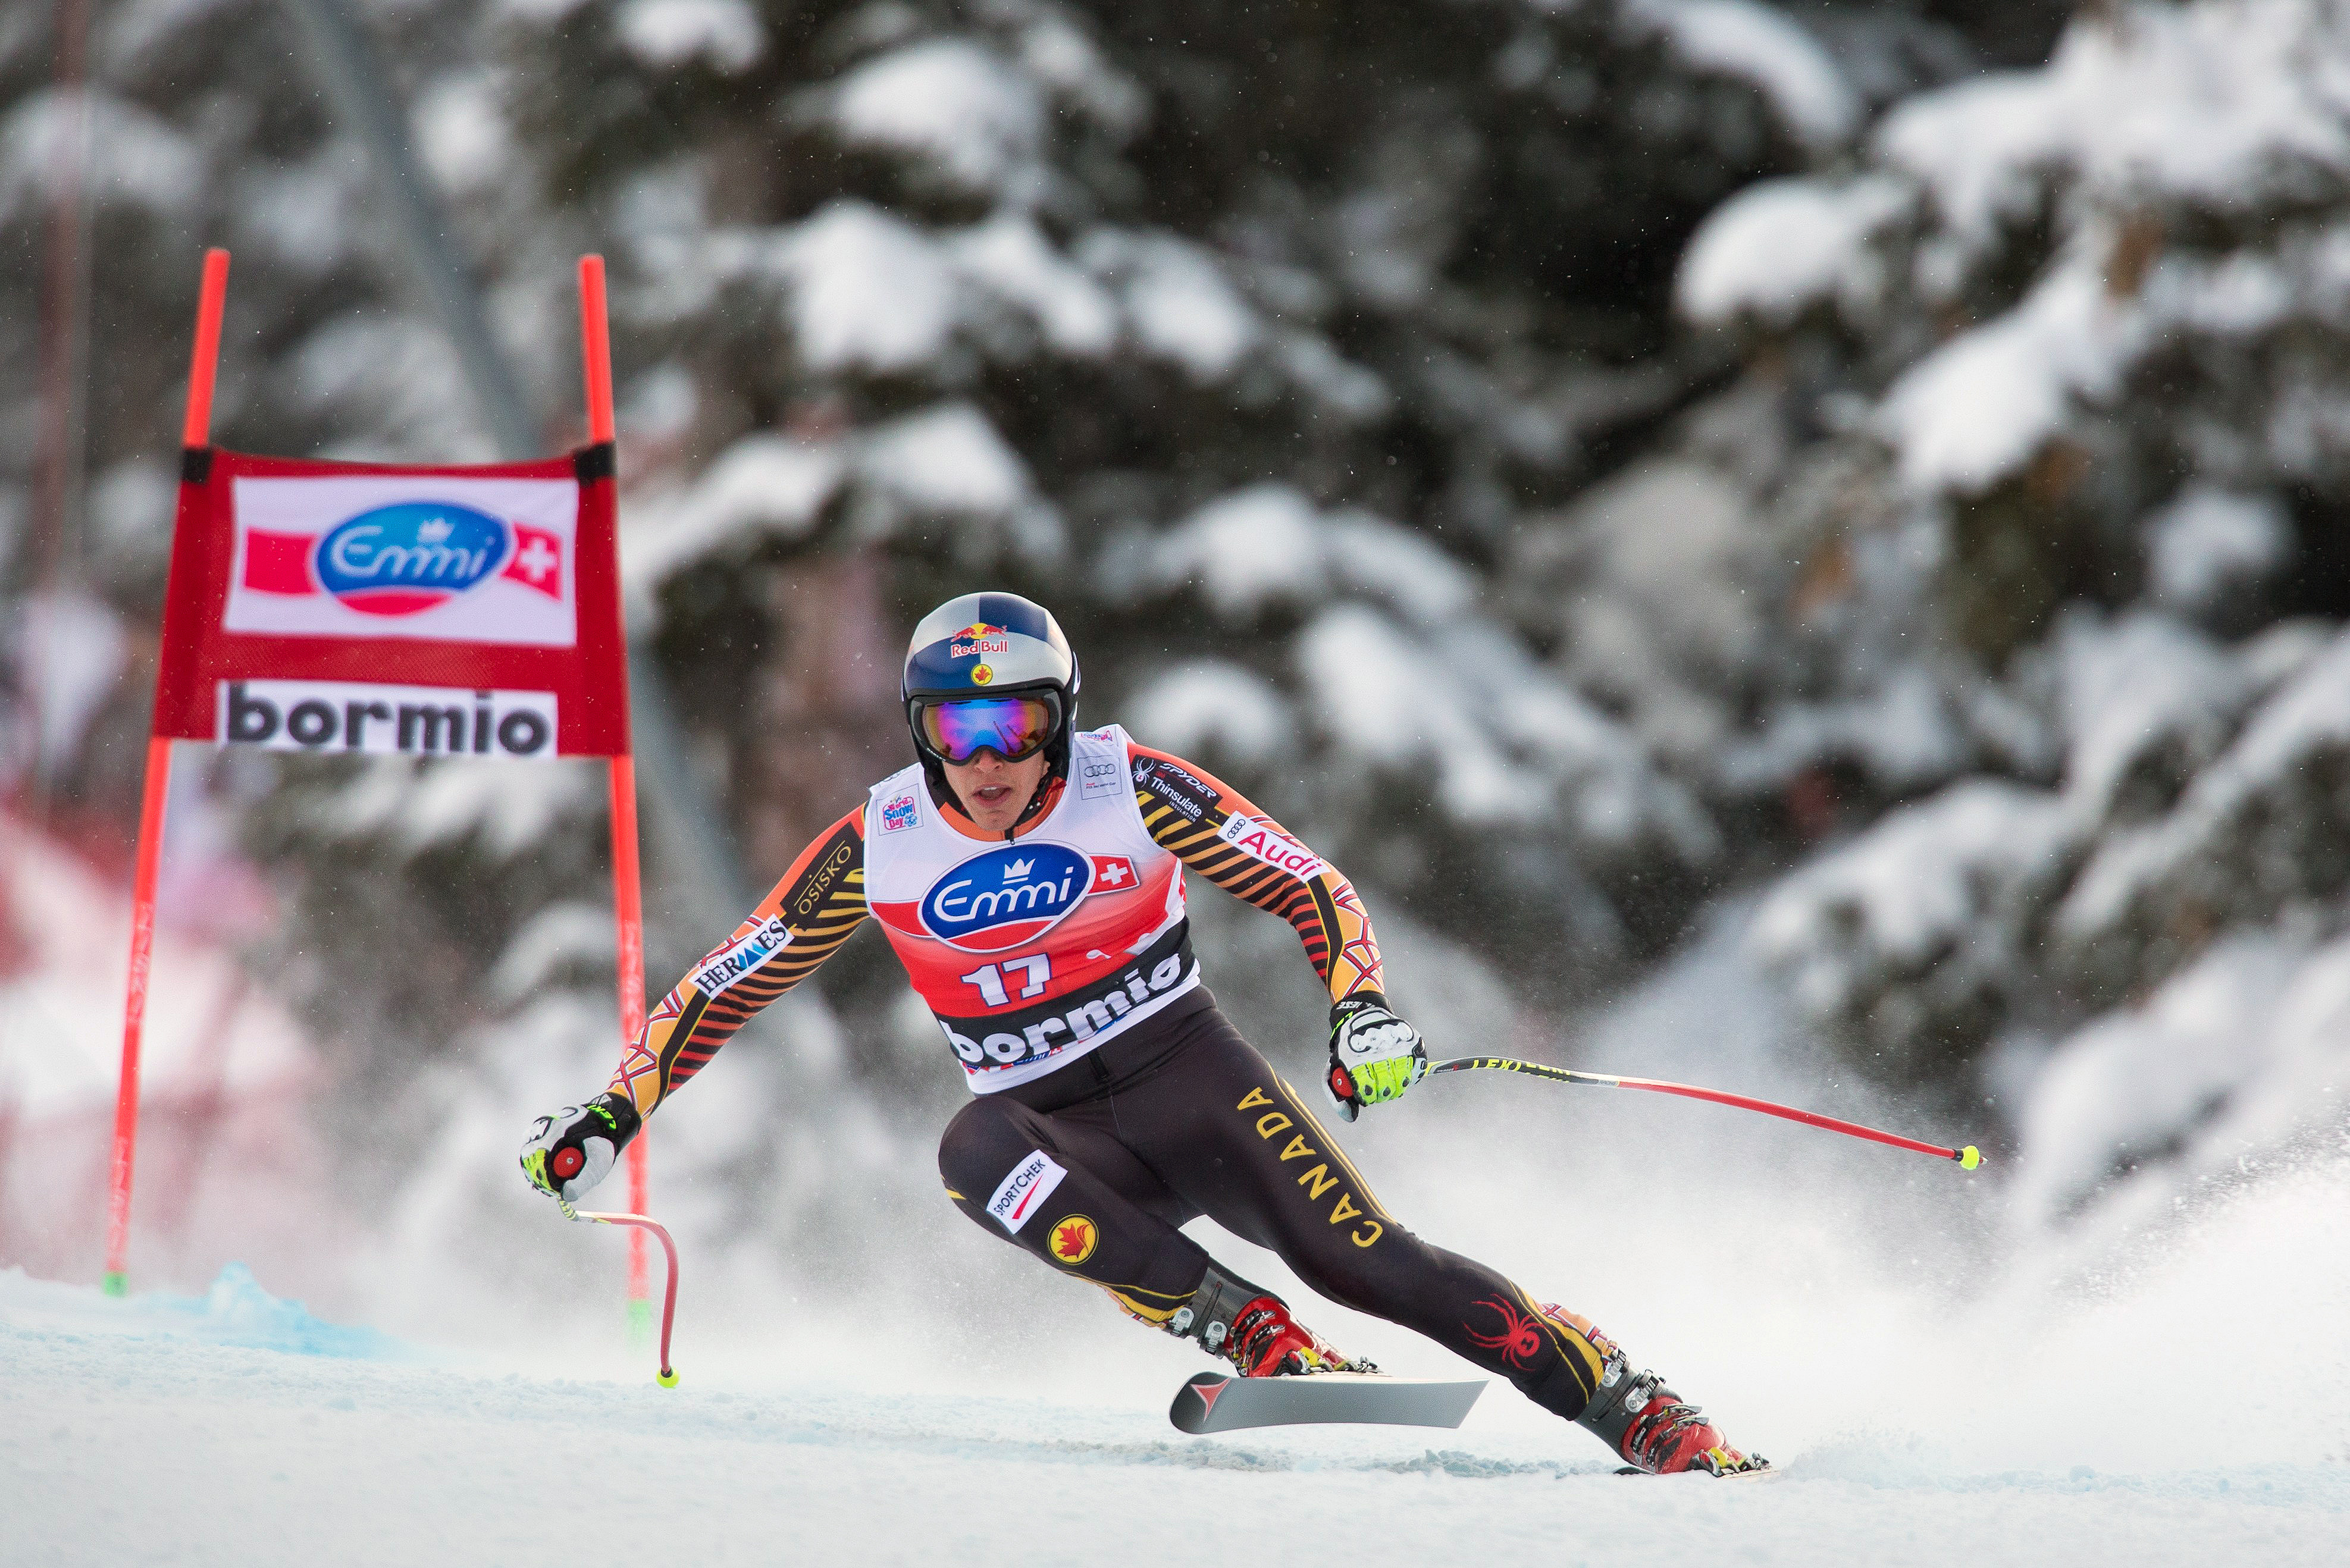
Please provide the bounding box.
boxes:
[611,757,652,1331]
[105,247,230,1296]
[180,249,230,447]
[578,255,616,446]
[103,738,174,1296]
[578,252,653,1329]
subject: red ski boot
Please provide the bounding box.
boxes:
[1220,1294,1369,1376]
[1562,1315,1766,1476]
[1171,1263,1374,1376]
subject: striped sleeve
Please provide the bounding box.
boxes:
[1127,744,1385,1005]
[608,805,869,1117]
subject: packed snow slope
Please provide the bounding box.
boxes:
[11,910,2350,1566]
[10,1140,2350,1568]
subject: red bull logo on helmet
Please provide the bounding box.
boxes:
[949,622,1013,659]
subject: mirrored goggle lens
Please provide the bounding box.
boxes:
[919,695,1057,763]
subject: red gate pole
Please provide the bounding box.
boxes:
[577,254,653,1337]
[105,246,229,1296]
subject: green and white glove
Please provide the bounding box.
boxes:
[520,1092,640,1205]
[1324,995,1427,1123]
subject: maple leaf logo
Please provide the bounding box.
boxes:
[1051,1216,1097,1263]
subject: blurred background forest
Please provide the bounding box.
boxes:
[4,0,2349,1359]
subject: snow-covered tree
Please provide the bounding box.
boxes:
[1680,0,2350,1222]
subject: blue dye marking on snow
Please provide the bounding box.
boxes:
[140,1262,406,1358]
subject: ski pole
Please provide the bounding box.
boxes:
[1428,1056,1982,1170]
[557,1197,684,1385]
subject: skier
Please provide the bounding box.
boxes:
[522,592,1763,1475]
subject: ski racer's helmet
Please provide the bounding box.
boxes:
[901,592,1082,791]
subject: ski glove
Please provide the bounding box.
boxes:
[520,1092,641,1205]
[1324,995,1427,1123]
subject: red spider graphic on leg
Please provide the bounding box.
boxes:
[1463,1297,1544,1369]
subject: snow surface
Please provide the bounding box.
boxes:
[832,39,1045,199]
[1293,603,1697,839]
[1751,780,2080,1021]
[2147,487,2294,616]
[1082,230,1261,382]
[0,87,199,224]
[856,402,1038,522]
[1879,251,2141,495]
[949,214,1120,357]
[12,1257,2348,1568]
[2054,610,2251,824]
[1150,485,1475,623]
[1121,661,1292,764]
[615,0,766,76]
[1637,0,1860,149]
[621,434,845,587]
[759,202,963,376]
[2059,623,2350,945]
[12,906,2350,1566]
[1879,1,2350,238]
[1677,175,1907,327]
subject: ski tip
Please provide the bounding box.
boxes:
[1169,1372,1230,1435]
[656,1366,679,1388]
[1958,1144,1982,1171]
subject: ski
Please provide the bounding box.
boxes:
[1168,1371,1486,1435]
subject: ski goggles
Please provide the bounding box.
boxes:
[913,692,1061,764]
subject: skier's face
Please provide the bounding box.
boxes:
[944,747,1049,833]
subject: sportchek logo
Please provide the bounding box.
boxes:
[219,679,556,757]
[1216,814,1324,880]
[692,915,792,1000]
[224,474,579,647]
[986,1149,1067,1234]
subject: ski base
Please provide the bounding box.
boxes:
[1170,1371,1486,1435]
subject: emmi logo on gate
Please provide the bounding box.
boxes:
[315,502,509,616]
[220,679,558,758]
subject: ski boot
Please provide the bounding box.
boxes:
[1171,1263,1374,1376]
[1559,1311,1766,1476]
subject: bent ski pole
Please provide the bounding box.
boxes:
[558,1197,684,1385]
[1428,1056,1982,1170]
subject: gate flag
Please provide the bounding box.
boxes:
[106,250,654,1312]
[150,447,630,759]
